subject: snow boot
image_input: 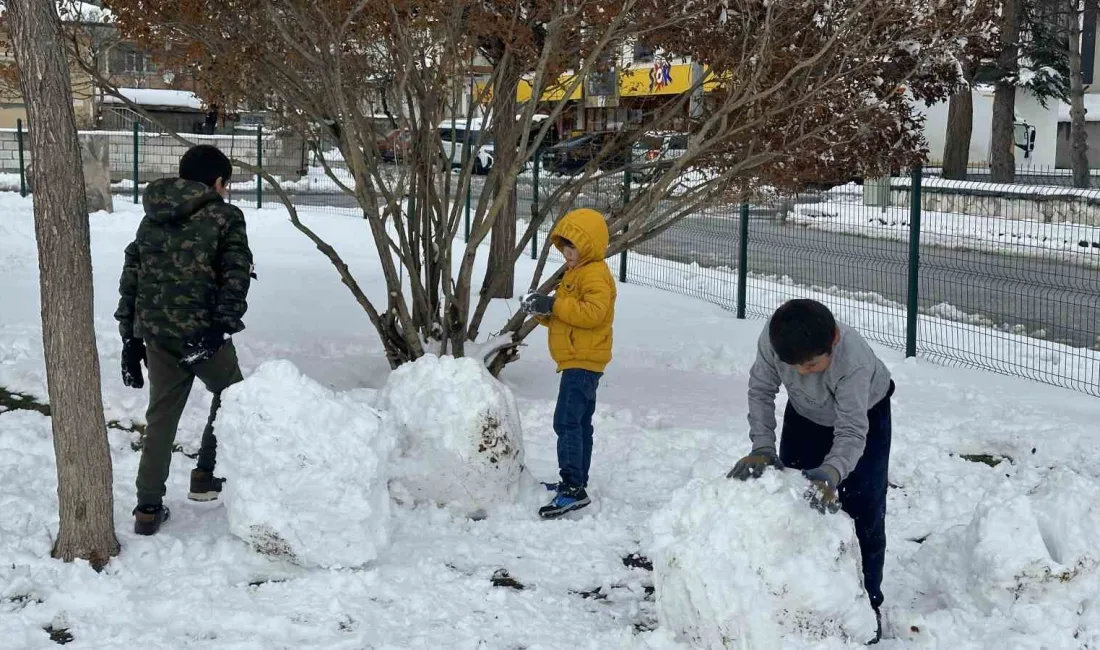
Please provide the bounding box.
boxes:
[133,504,170,536]
[539,486,590,519]
[188,469,225,502]
[866,606,882,645]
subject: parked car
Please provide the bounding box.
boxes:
[438,115,551,175]
[630,131,689,181]
[541,132,632,176]
[377,128,412,163]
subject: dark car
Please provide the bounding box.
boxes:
[541,132,632,176]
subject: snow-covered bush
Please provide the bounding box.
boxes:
[377,355,526,517]
[216,360,393,569]
[915,468,1100,615]
[648,470,878,648]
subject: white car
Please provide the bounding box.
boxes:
[438,115,549,175]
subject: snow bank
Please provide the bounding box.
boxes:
[216,360,393,569]
[915,468,1100,616]
[648,470,878,649]
[377,355,526,517]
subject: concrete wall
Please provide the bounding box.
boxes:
[0,129,305,182]
[883,182,1100,226]
[916,88,1059,169]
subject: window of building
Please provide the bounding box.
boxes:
[110,47,157,77]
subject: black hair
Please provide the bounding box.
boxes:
[768,299,837,365]
[179,145,232,189]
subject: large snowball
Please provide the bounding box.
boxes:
[648,470,878,648]
[377,355,525,517]
[216,360,393,569]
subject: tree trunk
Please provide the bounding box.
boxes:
[482,58,523,300]
[7,0,120,569]
[991,0,1021,183]
[942,86,974,180]
[1067,0,1090,188]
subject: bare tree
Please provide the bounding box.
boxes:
[1066,0,1090,188]
[942,63,980,180]
[992,0,1022,183]
[94,0,992,374]
[5,0,120,569]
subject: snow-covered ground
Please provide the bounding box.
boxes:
[790,196,1100,262]
[1,193,1099,648]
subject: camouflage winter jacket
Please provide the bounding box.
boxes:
[115,178,253,343]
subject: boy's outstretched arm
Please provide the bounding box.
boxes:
[114,238,141,339]
[213,206,254,334]
[746,332,782,451]
[821,365,875,482]
[552,271,612,329]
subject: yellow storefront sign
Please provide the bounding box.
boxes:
[476,74,583,104]
[618,63,692,97]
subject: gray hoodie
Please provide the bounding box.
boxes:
[747,322,892,481]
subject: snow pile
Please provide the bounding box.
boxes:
[377,355,526,517]
[914,468,1100,617]
[648,470,878,649]
[215,360,393,569]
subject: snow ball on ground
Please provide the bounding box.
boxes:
[216,360,393,569]
[648,469,878,649]
[377,355,525,517]
[915,468,1100,616]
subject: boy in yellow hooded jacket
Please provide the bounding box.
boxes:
[520,208,617,518]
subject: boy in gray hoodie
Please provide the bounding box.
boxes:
[728,298,894,643]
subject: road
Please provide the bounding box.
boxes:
[203,186,1100,350]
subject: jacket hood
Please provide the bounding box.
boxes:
[551,208,609,264]
[142,178,224,224]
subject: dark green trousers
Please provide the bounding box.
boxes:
[136,339,243,507]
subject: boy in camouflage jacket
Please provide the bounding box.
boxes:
[115,145,253,536]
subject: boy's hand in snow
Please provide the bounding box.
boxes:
[520,292,555,316]
[802,465,842,514]
[726,447,782,480]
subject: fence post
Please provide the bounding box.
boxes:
[132,121,140,204]
[16,118,26,197]
[905,166,922,358]
[256,125,263,209]
[619,166,631,283]
[736,202,749,318]
[531,153,539,260]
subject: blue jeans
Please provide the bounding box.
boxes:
[779,381,894,609]
[553,369,602,488]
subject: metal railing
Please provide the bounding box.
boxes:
[6,122,1097,395]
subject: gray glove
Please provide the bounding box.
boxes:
[726,446,783,480]
[520,292,555,316]
[802,465,842,514]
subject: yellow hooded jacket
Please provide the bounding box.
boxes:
[539,208,617,373]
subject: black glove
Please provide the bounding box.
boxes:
[179,329,228,370]
[726,446,782,480]
[520,292,555,316]
[121,338,146,389]
[802,465,842,514]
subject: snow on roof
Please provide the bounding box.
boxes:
[1057,94,1100,122]
[102,88,205,110]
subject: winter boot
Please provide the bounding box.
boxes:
[866,606,882,645]
[188,469,225,502]
[538,486,591,519]
[133,504,170,536]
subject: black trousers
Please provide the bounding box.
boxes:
[779,381,894,609]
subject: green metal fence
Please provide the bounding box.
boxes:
[5,123,1097,395]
